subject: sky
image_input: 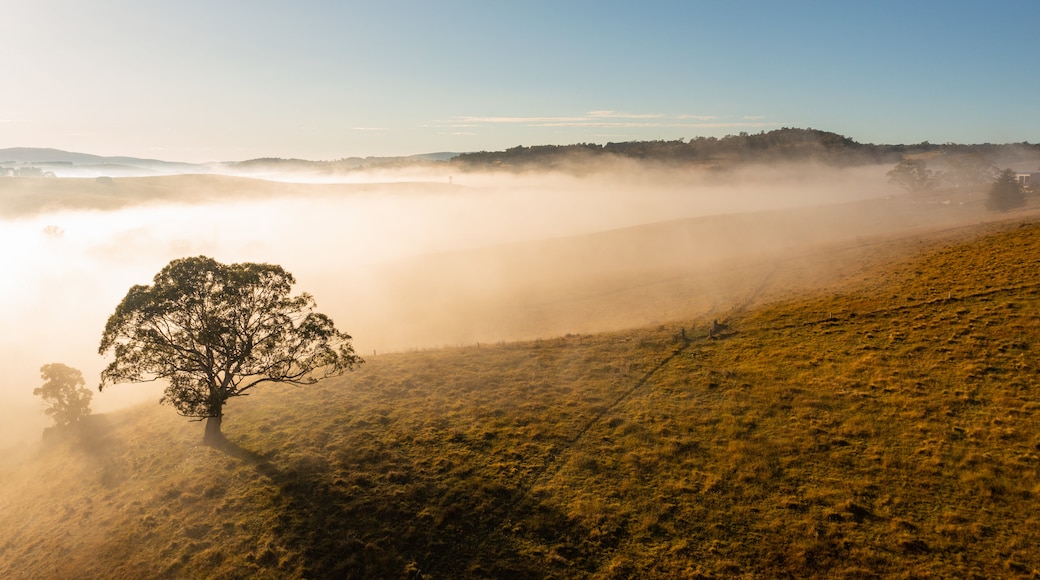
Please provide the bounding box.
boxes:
[1,0,1039,163]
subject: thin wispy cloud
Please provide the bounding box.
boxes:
[446,112,775,131]
[533,121,670,128]
[688,122,780,129]
[455,116,589,124]
[586,110,665,119]
[352,127,389,132]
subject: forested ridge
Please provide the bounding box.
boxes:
[450,127,1040,170]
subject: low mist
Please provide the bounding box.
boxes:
[2,160,966,446]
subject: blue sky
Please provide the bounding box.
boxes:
[1,0,1038,162]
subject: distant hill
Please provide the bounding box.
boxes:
[450,128,1040,171]
[225,152,459,175]
[0,148,460,178]
[0,147,110,164]
[0,147,206,177]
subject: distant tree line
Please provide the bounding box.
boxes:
[226,128,1040,183]
[0,166,57,178]
[886,155,1004,192]
[449,128,1040,172]
[226,128,1038,176]
[230,153,454,174]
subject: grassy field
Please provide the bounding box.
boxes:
[2,212,1039,578]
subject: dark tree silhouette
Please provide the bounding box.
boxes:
[35,363,93,429]
[98,256,362,444]
[986,168,1025,212]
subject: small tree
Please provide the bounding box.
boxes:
[887,159,936,192]
[35,363,93,429]
[986,168,1025,212]
[98,256,362,444]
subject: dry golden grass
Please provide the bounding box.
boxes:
[1,213,1039,578]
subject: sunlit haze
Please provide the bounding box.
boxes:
[0,0,1038,467]
[0,162,907,442]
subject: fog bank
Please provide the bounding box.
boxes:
[1,162,944,446]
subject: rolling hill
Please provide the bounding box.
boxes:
[1,203,1038,577]
[334,183,1014,353]
[0,148,205,177]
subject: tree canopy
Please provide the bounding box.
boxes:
[886,159,937,192]
[98,256,362,443]
[986,168,1026,212]
[35,363,92,430]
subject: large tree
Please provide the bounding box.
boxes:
[98,256,362,444]
[35,363,93,430]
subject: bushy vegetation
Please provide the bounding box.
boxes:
[2,217,1039,578]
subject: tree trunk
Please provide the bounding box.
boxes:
[204,415,223,446]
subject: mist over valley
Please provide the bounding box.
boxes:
[2,133,1040,578]
[0,146,928,441]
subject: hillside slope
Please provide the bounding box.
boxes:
[340,186,1015,352]
[1,217,1039,578]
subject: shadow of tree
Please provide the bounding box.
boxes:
[42,413,113,448]
[41,414,131,488]
[214,437,597,578]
